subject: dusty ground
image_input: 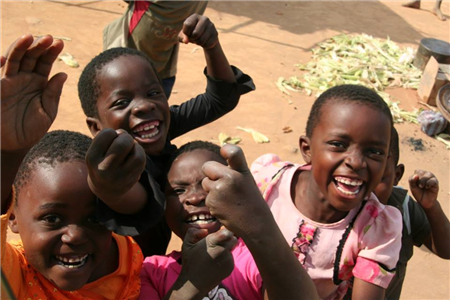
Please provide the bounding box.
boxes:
[1,1,449,299]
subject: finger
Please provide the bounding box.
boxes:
[3,34,34,76]
[408,173,419,187]
[202,160,230,182]
[123,142,146,174]
[0,56,6,68]
[207,228,237,251]
[424,177,439,190]
[181,14,199,40]
[19,35,55,73]
[102,132,136,168]
[220,144,249,173]
[183,227,208,246]
[86,128,119,165]
[178,31,189,44]
[41,72,67,122]
[189,16,207,42]
[34,38,64,77]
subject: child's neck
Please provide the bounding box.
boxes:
[292,170,349,224]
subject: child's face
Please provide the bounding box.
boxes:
[303,102,391,212]
[89,55,170,156]
[11,161,115,291]
[373,155,404,204]
[165,149,225,239]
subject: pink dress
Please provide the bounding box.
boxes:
[139,239,263,300]
[251,154,402,300]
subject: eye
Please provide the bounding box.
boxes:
[172,187,186,195]
[112,98,130,108]
[367,148,384,156]
[147,90,161,97]
[328,141,346,149]
[42,215,62,226]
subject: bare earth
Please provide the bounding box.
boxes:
[1,1,449,299]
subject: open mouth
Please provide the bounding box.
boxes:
[186,213,217,225]
[133,121,160,140]
[55,254,89,269]
[334,176,363,196]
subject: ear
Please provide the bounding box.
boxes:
[86,117,102,137]
[8,211,19,234]
[393,163,405,186]
[299,135,312,164]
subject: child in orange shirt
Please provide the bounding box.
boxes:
[1,34,142,300]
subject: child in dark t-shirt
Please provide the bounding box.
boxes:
[77,14,254,256]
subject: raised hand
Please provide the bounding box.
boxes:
[1,34,67,151]
[86,128,146,212]
[202,144,273,239]
[409,169,439,210]
[178,14,219,50]
[174,227,236,298]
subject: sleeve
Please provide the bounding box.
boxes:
[168,66,255,139]
[1,190,24,299]
[139,255,177,300]
[139,257,164,300]
[96,158,166,237]
[407,196,431,247]
[352,204,402,288]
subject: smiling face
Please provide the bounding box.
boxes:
[301,101,391,212]
[88,55,170,156]
[11,161,116,291]
[165,149,226,239]
[373,155,405,205]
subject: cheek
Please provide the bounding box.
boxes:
[164,199,185,232]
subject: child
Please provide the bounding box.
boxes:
[403,1,446,21]
[373,127,450,299]
[140,141,319,299]
[77,14,255,256]
[249,85,403,299]
[1,35,142,299]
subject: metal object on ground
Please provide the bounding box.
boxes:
[437,84,450,123]
[414,38,450,70]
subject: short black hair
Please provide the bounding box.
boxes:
[14,130,92,201]
[78,47,161,118]
[390,127,400,165]
[305,85,393,137]
[166,141,226,173]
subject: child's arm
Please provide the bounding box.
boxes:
[161,228,237,300]
[202,144,319,300]
[179,14,235,84]
[409,170,450,259]
[86,128,147,215]
[1,34,66,212]
[352,280,385,299]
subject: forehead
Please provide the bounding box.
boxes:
[97,55,158,88]
[168,150,225,180]
[316,101,391,142]
[18,161,96,211]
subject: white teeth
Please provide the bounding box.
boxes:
[143,125,155,131]
[199,214,205,220]
[186,214,215,223]
[335,177,363,186]
[139,128,159,139]
[337,186,360,195]
[55,254,89,268]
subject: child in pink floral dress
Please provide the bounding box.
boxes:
[251,85,402,300]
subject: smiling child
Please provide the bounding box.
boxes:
[1,35,142,299]
[250,85,402,299]
[77,14,254,256]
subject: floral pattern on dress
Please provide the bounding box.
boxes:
[291,220,318,265]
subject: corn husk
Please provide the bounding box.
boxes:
[281,34,422,123]
[237,126,270,143]
[218,132,241,146]
[58,53,79,68]
[436,133,450,149]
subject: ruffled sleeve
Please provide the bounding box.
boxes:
[339,196,402,289]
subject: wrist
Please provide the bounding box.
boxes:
[422,200,441,214]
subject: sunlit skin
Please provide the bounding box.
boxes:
[165,149,227,239]
[87,55,170,156]
[297,102,391,223]
[10,161,118,291]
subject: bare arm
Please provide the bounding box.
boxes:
[351,278,385,300]
[1,34,66,212]
[409,170,450,259]
[179,14,236,83]
[202,145,319,300]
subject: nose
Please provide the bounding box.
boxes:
[61,224,89,245]
[131,98,156,116]
[185,184,207,206]
[344,150,367,171]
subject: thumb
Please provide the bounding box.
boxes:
[220,144,249,173]
[206,227,237,251]
[183,227,208,248]
[178,31,189,44]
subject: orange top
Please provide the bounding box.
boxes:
[1,192,143,300]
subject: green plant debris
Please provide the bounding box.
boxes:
[218,132,242,146]
[280,34,422,123]
[436,133,450,149]
[236,127,270,143]
[58,53,79,68]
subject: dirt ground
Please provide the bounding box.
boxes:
[1,1,449,299]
